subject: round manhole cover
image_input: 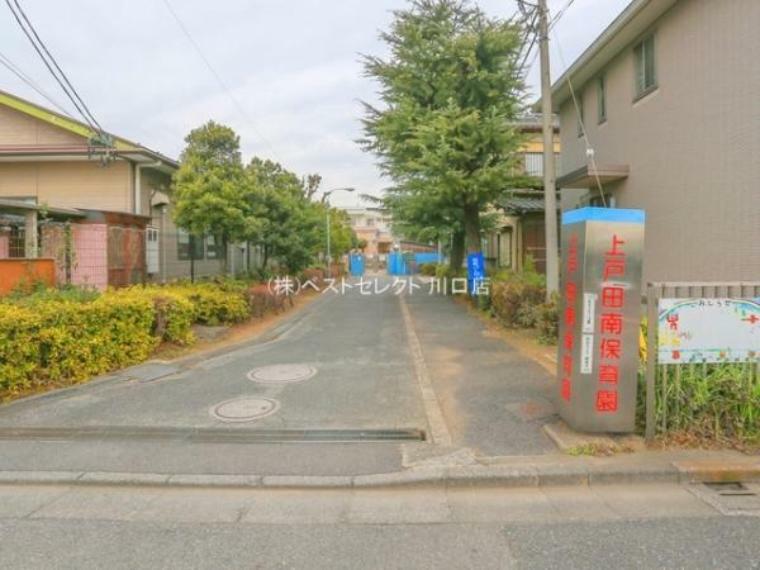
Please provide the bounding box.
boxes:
[247,364,317,384]
[210,397,280,423]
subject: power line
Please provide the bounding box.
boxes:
[160,0,281,162]
[549,0,577,31]
[550,25,606,206]
[517,0,577,77]
[517,10,540,76]
[10,0,102,130]
[4,0,104,134]
[0,49,73,116]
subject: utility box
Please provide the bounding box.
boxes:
[557,207,645,433]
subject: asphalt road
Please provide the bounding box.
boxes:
[0,482,758,569]
[0,277,556,476]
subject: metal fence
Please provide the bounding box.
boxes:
[643,281,760,441]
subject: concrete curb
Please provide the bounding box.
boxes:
[0,459,756,490]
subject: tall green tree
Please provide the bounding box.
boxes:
[361,0,526,264]
[245,158,325,272]
[172,121,249,271]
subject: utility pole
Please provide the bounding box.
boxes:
[537,0,559,297]
[326,210,332,277]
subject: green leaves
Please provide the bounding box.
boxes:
[172,122,354,274]
[361,0,528,255]
[172,121,248,251]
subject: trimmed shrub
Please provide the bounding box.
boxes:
[418,263,438,277]
[111,287,196,345]
[490,280,544,328]
[170,284,249,326]
[534,294,559,344]
[0,295,156,396]
[248,283,288,317]
[0,304,41,392]
[0,279,295,398]
[301,267,325,287]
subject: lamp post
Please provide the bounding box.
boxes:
[321,187,355,277]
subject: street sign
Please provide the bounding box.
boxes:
[467,251,485,295]
[557,208,645,433]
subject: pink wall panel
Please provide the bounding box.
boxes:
[0,234,8,259]
[70,224,108,290]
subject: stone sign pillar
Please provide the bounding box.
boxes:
[557,207,645,433]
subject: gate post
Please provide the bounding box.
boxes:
[645,283,658,442]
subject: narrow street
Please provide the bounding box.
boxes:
[0,276,556,476]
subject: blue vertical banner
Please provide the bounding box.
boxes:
[467,251,485,295]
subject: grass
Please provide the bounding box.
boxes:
[637,361,760,447]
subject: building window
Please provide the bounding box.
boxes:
[177,229,190,260]
[206,235,225,260]
[498,230,512,268]
[8,225,26,258]
[524,152,560,177]
[576,90,585,137]
[597,74,607,123]
[524,153,543,177]
[177,229,204,261]
[634,34,656,98]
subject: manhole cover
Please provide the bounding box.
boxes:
[248,364,317,384]
[210,397,280,423]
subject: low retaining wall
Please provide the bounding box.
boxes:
[0,258,56,295]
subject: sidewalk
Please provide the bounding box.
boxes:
[405,291,558,456]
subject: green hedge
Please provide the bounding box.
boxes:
[489,261,559,344]
[0,281,262,398]
[172,283,250,326]
[110,287,196,345]
[0,296,156,395]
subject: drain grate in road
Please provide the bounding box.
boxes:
[690,482,760,516]
[210,397,280,423]
[0,426,426,444]
[248,364,317,384]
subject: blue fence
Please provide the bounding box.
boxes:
[415,252,442,266]
[387,252,443,276]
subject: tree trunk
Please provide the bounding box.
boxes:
[463,201,481,254]
[262,244,269,270]
[449,229,465,271]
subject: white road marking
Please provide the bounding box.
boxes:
[399,295,453,447]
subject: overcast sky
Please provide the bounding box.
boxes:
[1,0,629,206]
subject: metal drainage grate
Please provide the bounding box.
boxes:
[705,482,757,496]
[248,364,317,384]
[210,397,280,423]
[0,426,426,444]
[690,482,760,516]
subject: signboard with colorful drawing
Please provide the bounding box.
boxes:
[657,298,760,363]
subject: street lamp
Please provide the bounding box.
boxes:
[322,187,355,277]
